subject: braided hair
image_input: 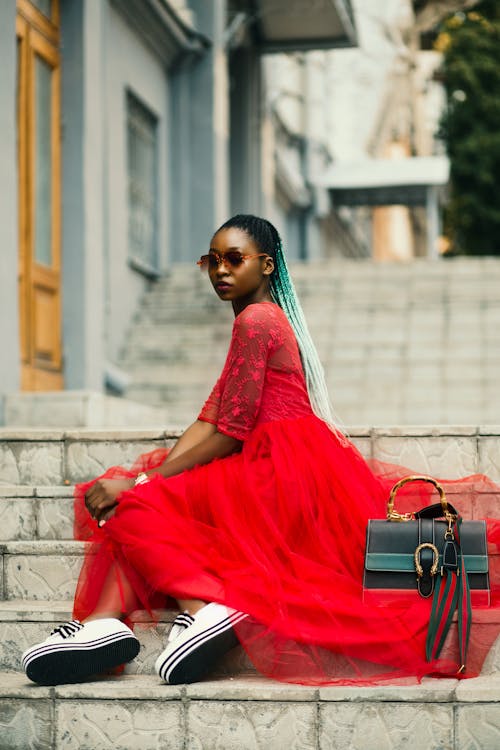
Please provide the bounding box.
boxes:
[214,214,343,432]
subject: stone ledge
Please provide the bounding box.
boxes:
[371,425,482,437]
[0,428,176,441]
[0,600,73,622]
[0,486,73,498]
[2,540,86,555]
[479,425,500,435]
[3,671,500,703]
[1,426,499,442]
[35,486,74,497]
[0,429,67,441]
[2,672,499,750]
[0,600,176,624]
[1,428,498,486]
[454,674,500,701]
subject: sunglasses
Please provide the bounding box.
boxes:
[197,251,268,271]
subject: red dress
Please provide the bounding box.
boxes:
[73,302,500,684]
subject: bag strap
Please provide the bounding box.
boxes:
[416,519,437,598]
[425,515,471,672]
[415,501,459,520]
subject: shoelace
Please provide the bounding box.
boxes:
[172,613,195,630]
[50,620,84,639]
[167,612,195,643]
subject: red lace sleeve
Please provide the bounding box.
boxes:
[217,304,283,441]
[197,378,222,425]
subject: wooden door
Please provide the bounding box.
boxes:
[16,0,63,390]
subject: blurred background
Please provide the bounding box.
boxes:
[1,0,499,428]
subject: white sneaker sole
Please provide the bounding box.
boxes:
[23,631,140,686]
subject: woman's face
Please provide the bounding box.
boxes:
[206,228,274,310]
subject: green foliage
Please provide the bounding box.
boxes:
[438,1,500,254]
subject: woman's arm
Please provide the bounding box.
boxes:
[85,429,241,522]
[156,430,240,478]
[165,419,217,463]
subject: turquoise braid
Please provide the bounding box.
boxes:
[269,238,343,432]
[214,214,344,433]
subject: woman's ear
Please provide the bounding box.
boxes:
[263,256,274,276]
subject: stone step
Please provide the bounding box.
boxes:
[124,386,211,419]
[120,363,224,386]
[122,394,201,424]
[117,259,500,426]
[3,499,500,602]
[120,353,225,371]
[0,601,75,673]
[0,541,85,601]
[122,321,231,345]
[2,391,169,429]
[0,486,73,541]
[120,356,500,388]
[0,601,253,677]
[142,296,500,320]
[4,597,500,679]
[163,256,500,281]
[142,279,500,303]
[2,671,500,750]
[6,531,500,607]
[0,428,180,487]
[1,427,499,486]
[0,601,175,674]
[2,470,500,546]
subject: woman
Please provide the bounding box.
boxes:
[22,215,500,686]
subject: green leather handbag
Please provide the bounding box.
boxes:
[363,475,489,671]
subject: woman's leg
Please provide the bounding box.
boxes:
[176,598,207,615]
[82,562,140,622]
[81,559,208,621]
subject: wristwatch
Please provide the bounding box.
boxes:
[134,472,150,486]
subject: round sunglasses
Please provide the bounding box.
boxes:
[197,251,268,271]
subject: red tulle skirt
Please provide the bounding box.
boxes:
[73,415,500,685]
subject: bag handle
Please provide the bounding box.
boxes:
[386,475,456,522]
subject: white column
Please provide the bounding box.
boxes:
[61,0,106,389]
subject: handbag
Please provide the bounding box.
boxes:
[363,475,489,671]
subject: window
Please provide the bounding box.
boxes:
[31,0,52,18]
[126,91,159,275]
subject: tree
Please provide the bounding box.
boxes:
[413,0,480,33]
[437,1,500,254]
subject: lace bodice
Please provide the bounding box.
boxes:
[198,302,313,440]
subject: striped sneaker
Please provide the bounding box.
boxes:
[167,611,195,642]
[22,618,140,686]
[155,603,247,684]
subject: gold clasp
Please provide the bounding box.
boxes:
[414,543,439,578]
[387,510,415,522]
[444,511,457,540]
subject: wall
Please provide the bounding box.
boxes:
[104,5,170,362]
[169,0,229,262]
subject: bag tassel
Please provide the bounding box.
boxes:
[425,517,472,672]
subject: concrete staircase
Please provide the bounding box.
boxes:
[1,426,500,748]
[118,257,500,427]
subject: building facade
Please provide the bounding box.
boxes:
[0,0,356,409]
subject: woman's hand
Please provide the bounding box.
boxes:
[84,478,135,523]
